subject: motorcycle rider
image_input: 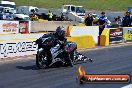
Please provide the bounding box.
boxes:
[36,26,73,67]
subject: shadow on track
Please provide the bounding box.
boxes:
[16,57,93,71]
[16,65,71,71]
[16,65,39,70]
[16,54,93,71]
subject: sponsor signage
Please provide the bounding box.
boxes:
[0,21,19,34]
[0,41,37,58]
[19,21,29,34]
[77,66,131,84]
[123,27,132,42]
[109,28,123,44]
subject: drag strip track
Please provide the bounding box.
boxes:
[0,45,132,88]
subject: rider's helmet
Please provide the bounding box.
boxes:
[55,26,66,38]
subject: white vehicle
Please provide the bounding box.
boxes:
[0,1,30,20]
[0,6,14,20]
[0,1,17,20]
[61,5,86,23]
[17,6,38,15]
[0,7,14,14]
[13,14,30,21]
[0,1,16,13]
[61,5,75,13]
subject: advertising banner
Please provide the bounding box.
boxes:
[19,21,29,34]
[0,40,37,58]
[123,27,132,42]
[0,21,19,34]
[109,28,123,44]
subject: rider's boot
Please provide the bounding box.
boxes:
[65,53,73,67]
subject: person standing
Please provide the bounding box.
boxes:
[85,13,93,26]
[122,11,131,27]
[31,14,38,21]
[48,10,53,21]
[98,12,111,35]
[115,16,122,27]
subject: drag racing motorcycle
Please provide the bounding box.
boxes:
[35,37,93,69]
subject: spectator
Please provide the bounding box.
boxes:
[85,13,93,26]
[92,13,99,25]
[98,12,111,35]
[52,14,57,21]
[115,16,122,27]
[31,14,38,21]
[122,11,131,27]
[61,13,66,21]
[48,10,53,21]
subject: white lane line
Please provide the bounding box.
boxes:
[121,84,132,88]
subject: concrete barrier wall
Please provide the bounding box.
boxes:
[1,27,132,58]
[0,33,44,40]
[66,26,99,44]
[67,36,95,49]
[0,33,96,58]
[31,21,77,32]
[99,27,132,46]
[99,28,110,46]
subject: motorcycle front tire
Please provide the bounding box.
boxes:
[36,51,48,69]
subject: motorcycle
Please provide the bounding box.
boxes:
[35,36,78,69]
[35,36,93,69]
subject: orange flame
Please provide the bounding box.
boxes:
[78,66,86,76]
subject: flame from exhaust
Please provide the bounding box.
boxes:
[78,66,86,76]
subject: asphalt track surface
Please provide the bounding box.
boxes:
[0,45,132,88]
